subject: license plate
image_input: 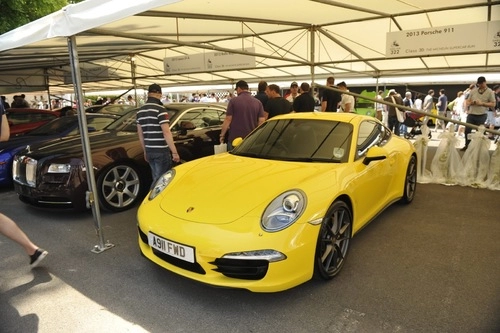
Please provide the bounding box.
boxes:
[148,233,195,263]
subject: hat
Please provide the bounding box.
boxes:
[388,89,396,95]
[290,81,298,87]
[148,83,162,93]
[477,76,486,84]
[337,81,347,87]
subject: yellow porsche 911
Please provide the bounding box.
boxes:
[137,112,417,292]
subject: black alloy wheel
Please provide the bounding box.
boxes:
[314,200,352,280]
[97,163,142,212]
[400,155,417,204]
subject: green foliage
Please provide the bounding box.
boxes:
[357,89,377,104]
[0,0,73,35]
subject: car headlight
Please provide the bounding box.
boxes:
[261,190,306,232]
[148,170,175,200]
[47,163,71,173]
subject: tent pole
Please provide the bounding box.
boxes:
[44,68,51,110]
[67,35,114,254]
[130,54,138,105]
[310,26,315,87]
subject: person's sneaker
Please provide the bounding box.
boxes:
[30,249,48,268]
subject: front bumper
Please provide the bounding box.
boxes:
[14,182,87,210]
[137,203,320,293]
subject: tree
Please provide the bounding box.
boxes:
[0,0,84,35]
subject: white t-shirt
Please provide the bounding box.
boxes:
[339,93,355,112]
[414,99,422,110]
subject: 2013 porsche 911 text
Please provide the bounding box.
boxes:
[137,112,417,292]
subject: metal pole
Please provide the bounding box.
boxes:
[310,26,315,87]
[130,54,138,106]
[67,35,114,254]
[44,68,51,110]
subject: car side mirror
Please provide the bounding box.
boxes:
[232,137,243,147]
[362,146,387,165]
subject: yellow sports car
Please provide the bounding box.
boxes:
[137,112,417,292]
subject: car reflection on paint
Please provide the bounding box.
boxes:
[6,108,63,136]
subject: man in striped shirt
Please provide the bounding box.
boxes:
[137,83,180,188]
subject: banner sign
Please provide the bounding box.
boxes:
[63,64,116,84]
[0,69,47,94]
[386,21,500,58]
[164,48,256,74]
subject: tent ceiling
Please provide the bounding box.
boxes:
[0,0,499,94]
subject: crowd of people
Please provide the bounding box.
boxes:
[374,76,499,150]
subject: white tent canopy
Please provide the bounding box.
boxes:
[1,0,499,94]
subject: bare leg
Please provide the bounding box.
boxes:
[0,213,38,256]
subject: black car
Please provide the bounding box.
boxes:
[12,103,226,212]
[0,113,120,186]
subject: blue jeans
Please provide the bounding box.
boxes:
[388,115,400,136]
[147,151,172,189]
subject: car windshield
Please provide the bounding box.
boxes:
[231,118,353,163]
[95,104,134,115]
[26,115,117,136]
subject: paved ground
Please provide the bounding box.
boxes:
[1,144,499,333]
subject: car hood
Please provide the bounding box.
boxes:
[159,153,344,224]
[0,134,61,153]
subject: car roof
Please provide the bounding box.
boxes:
[6,108,60,114]
[163,103,226,111]
[270,111,375,124]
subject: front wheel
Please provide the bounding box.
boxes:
[97,163,143,212]
[400,155,417,204]
[314,200,352,280]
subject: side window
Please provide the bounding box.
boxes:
[173,108,225,131]
[7,112,28,125]
[120,113,139,132]
[200,109,225,126]
[174,109,204,130]
[356,120,384,158]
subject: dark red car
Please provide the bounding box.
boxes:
[6,108,62,136]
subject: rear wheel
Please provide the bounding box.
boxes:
[97,163,143,212]
[314,201,352,280]
[400,155,417,204]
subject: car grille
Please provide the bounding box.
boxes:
[12,155,37,187]
[138,226,205,275]
[209,258,269,280]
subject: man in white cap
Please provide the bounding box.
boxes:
[285,81,300,107]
